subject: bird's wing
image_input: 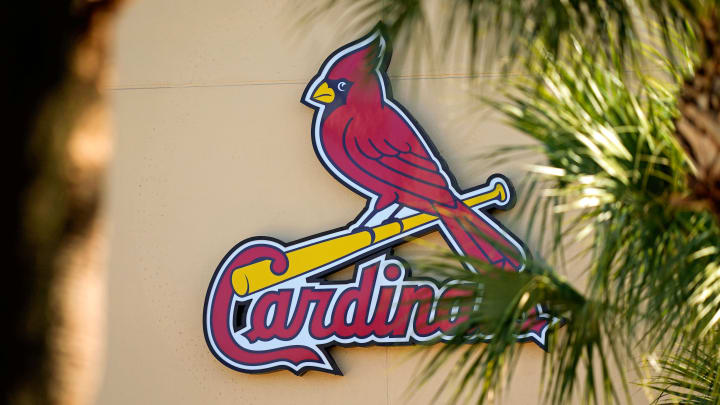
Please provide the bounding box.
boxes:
[345,121,456,207]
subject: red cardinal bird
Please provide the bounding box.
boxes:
[302,27,524,271]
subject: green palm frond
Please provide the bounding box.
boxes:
[411,255,617,404]
[407,39,720,404]
[496,40,720,349]
[308,0,711,74]
[645,333,720,404]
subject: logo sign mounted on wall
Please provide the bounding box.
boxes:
[204,25,560,375]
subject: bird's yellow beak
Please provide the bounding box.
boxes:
[312,82,335,104]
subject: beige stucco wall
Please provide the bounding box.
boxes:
[100,1,644,404]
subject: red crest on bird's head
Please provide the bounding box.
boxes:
[303,25,391,109]
[325,34,387,82]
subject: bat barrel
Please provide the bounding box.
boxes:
[230,179,510,297]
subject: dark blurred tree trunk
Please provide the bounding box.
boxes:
[1,1,123,403]
[676,5,720,219]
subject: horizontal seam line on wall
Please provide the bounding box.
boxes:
[109,67,663,91]
[108,72,527,91]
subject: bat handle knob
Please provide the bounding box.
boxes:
[495,182,507,203]
[228,244,289,296]
[487,175,513,207]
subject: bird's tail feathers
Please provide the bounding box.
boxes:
[433,202,523,271]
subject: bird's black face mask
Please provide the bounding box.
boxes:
[311,78,354,116]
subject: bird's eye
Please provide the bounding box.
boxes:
[337,81,348,92]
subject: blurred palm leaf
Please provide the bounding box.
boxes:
[310,0,713,72]
[645,333,720,404]
[417,38,720,404]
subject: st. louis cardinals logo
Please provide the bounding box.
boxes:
[204,25,559,375]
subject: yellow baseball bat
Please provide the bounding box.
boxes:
[231,181,508,297]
